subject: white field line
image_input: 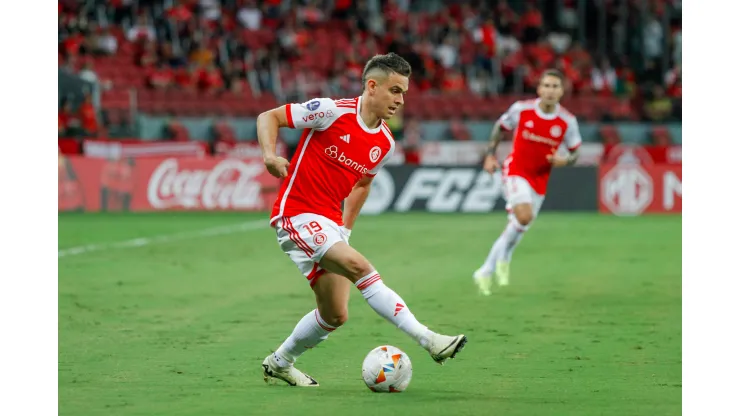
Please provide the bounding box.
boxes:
[58,220,267,258]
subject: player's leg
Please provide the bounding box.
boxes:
[474,176,533,290]
[267,272,350,382]
[501,192,544,263]
[313,272,352,328]
[319,242,467,364]
[263,216,348,387]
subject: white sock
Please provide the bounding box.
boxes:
[481,219,528,273]
[274,309,336,367]
[355,271,434,349]
[504,231,525,261]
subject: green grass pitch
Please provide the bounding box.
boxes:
[59,212,681,416]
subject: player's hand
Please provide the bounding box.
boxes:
[264,156,290,178]
[546,154,570,168]
[483,154,500,174]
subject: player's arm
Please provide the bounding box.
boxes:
[547,147,580,167]
[565,147,580,165]
[257,105,291,178]
[257,98,336,178]
[485,120,506,156]
[482,120,508,174]
[343,140,394,234]
[483,102,519,174]
[343,175,373,231]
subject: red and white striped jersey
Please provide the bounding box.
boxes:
[498,98,582,195]
[270,96,396,226]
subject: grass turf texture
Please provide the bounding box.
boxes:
[59,212,681,416]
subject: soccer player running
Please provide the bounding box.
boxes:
[257,53,467,387]
[473,69,582,295]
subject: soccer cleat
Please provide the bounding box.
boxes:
[262,354,319,387]
[473,268,493,296]
[427,334,468,365]
[495,261,510,286]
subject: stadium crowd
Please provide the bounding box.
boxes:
[58,0,682,138]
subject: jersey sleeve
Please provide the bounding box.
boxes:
[285,97,337,130]
[564,116,582,151]
[497,101,523,131]
[367,140,396,177]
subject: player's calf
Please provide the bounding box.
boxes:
[312,271,352,328]
[320,243,466,363]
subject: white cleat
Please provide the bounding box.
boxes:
[427,334,468,365]
[495,261,510,286]
[473,268,493,296]
[262,354,319,387]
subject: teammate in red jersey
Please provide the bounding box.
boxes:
[257,53,467,387]
[473,69,583,294]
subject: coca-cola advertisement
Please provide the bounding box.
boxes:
[57,156,281,212]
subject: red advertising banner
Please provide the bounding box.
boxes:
[421,141,605,166]
[599,163,682,216]
[602,144,682,165]
[58,139,82,155]
[58,156,280,212]
[83,140,209,159]
[214,141,287,158]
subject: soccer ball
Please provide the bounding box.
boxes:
[361,345,413,392]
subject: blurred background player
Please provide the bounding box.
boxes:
[473,69,582,294]
[258,53,467,387]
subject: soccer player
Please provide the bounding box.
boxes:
[257,53,467,387]
[473,69,582,295]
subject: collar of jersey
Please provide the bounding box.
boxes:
[355,96,383,134]
[534,98,560,120]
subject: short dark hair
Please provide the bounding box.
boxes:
[540,69,565,84]
[362,53,412,88]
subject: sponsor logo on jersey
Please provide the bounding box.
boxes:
[521,129,560,147]
[325,145,369,174]
[302,111,333,123]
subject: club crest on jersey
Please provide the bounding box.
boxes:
[313,232,327,246]
[307,100,321,111]
[369,146,382,163]
[550,125,562,138]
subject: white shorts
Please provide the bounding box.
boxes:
[503,175,545,218]
[274,213,348,288]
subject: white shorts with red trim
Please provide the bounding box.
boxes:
[274,213,348,288]
[503,175,545,217]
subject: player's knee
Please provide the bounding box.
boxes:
[325,310,349,327]
[514,210,534,226]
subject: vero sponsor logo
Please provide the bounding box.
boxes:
[302,110,334,123]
